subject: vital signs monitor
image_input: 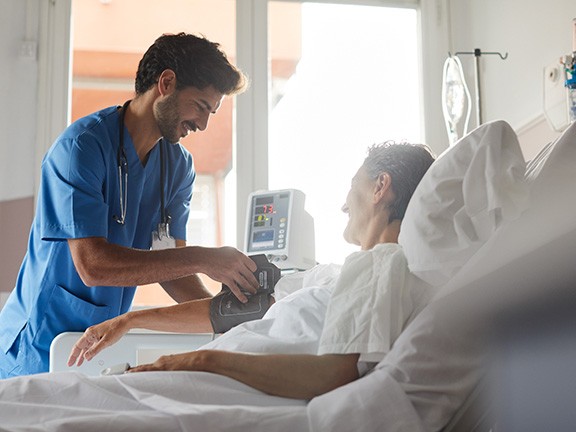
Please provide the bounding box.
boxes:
[245,189,315,271]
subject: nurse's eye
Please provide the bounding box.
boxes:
[195,102,207,113]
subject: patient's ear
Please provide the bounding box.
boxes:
[373,172,392,204]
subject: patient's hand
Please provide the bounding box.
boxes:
[67,315,130,367]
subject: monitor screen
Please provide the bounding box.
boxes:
[247,191,291,253]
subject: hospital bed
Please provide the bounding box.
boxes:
[40,119,576,432]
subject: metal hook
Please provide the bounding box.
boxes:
[481,51,509,60]
[450,49,508,60]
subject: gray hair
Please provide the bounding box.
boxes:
[363,141,435,221]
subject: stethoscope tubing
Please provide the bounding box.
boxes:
[114,100,168,226]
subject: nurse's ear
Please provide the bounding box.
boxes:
[157,69,177,96]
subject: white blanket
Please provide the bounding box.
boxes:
[0,371,308,432]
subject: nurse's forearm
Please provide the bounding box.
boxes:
[68,237,204,286]
[160,239,213,301]
[67,237,257,300]
[161,274,213,302]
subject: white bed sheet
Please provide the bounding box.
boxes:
[0,371,308,432]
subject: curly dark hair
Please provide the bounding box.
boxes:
[135,33,247,96]
[363,141,435,221]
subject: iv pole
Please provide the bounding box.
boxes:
[452,49,508,125]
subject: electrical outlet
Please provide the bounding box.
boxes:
[20,40,37,60]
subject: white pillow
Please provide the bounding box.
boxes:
[398,120,529,286]
[524,120,575,182]
[439,119,576,293]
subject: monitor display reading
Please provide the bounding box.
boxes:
[247,192,290,253]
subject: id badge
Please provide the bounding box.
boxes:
[151,223,176,250]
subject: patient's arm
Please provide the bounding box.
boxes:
[67,299,213,367]
[129,350,360,400]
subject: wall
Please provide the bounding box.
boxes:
[447,0,576,159]
[0,0,39,296]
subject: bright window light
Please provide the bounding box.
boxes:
[268,3,420,264]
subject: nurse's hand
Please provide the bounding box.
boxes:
[194,247,259,303]
[67,315,130,367]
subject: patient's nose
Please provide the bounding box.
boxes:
[341,203,349,213]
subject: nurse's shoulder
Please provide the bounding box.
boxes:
[44,106,120,162]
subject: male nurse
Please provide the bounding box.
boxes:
[0,33,259,377]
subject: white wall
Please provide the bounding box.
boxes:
[0,0,39,202]
[447,0,576,157]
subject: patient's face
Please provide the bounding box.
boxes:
[342,165,375,247]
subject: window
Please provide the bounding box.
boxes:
[267,2,421,264]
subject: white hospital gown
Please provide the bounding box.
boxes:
[318,243,433,363]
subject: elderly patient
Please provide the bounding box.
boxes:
[65,142,434,400]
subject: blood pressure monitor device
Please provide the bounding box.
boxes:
[244,189,315,271]
[210,254,281,333]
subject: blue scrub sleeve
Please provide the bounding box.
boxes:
[40,137,109,241]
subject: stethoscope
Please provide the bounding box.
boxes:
[113,100,170,228]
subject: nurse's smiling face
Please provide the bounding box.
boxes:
[154,85,224,144]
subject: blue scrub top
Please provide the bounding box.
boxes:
[0,106,195,377]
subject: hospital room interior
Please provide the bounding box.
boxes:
[1,0,576,430]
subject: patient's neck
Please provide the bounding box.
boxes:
[361,219,401,250]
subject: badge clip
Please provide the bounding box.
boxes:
[151,222,176,250]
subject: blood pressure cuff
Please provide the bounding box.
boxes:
[209,254,281,334]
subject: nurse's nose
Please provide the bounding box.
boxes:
[341,203,349,214]
[197,112,210,131]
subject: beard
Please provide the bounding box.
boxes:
[154,92,181,145]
